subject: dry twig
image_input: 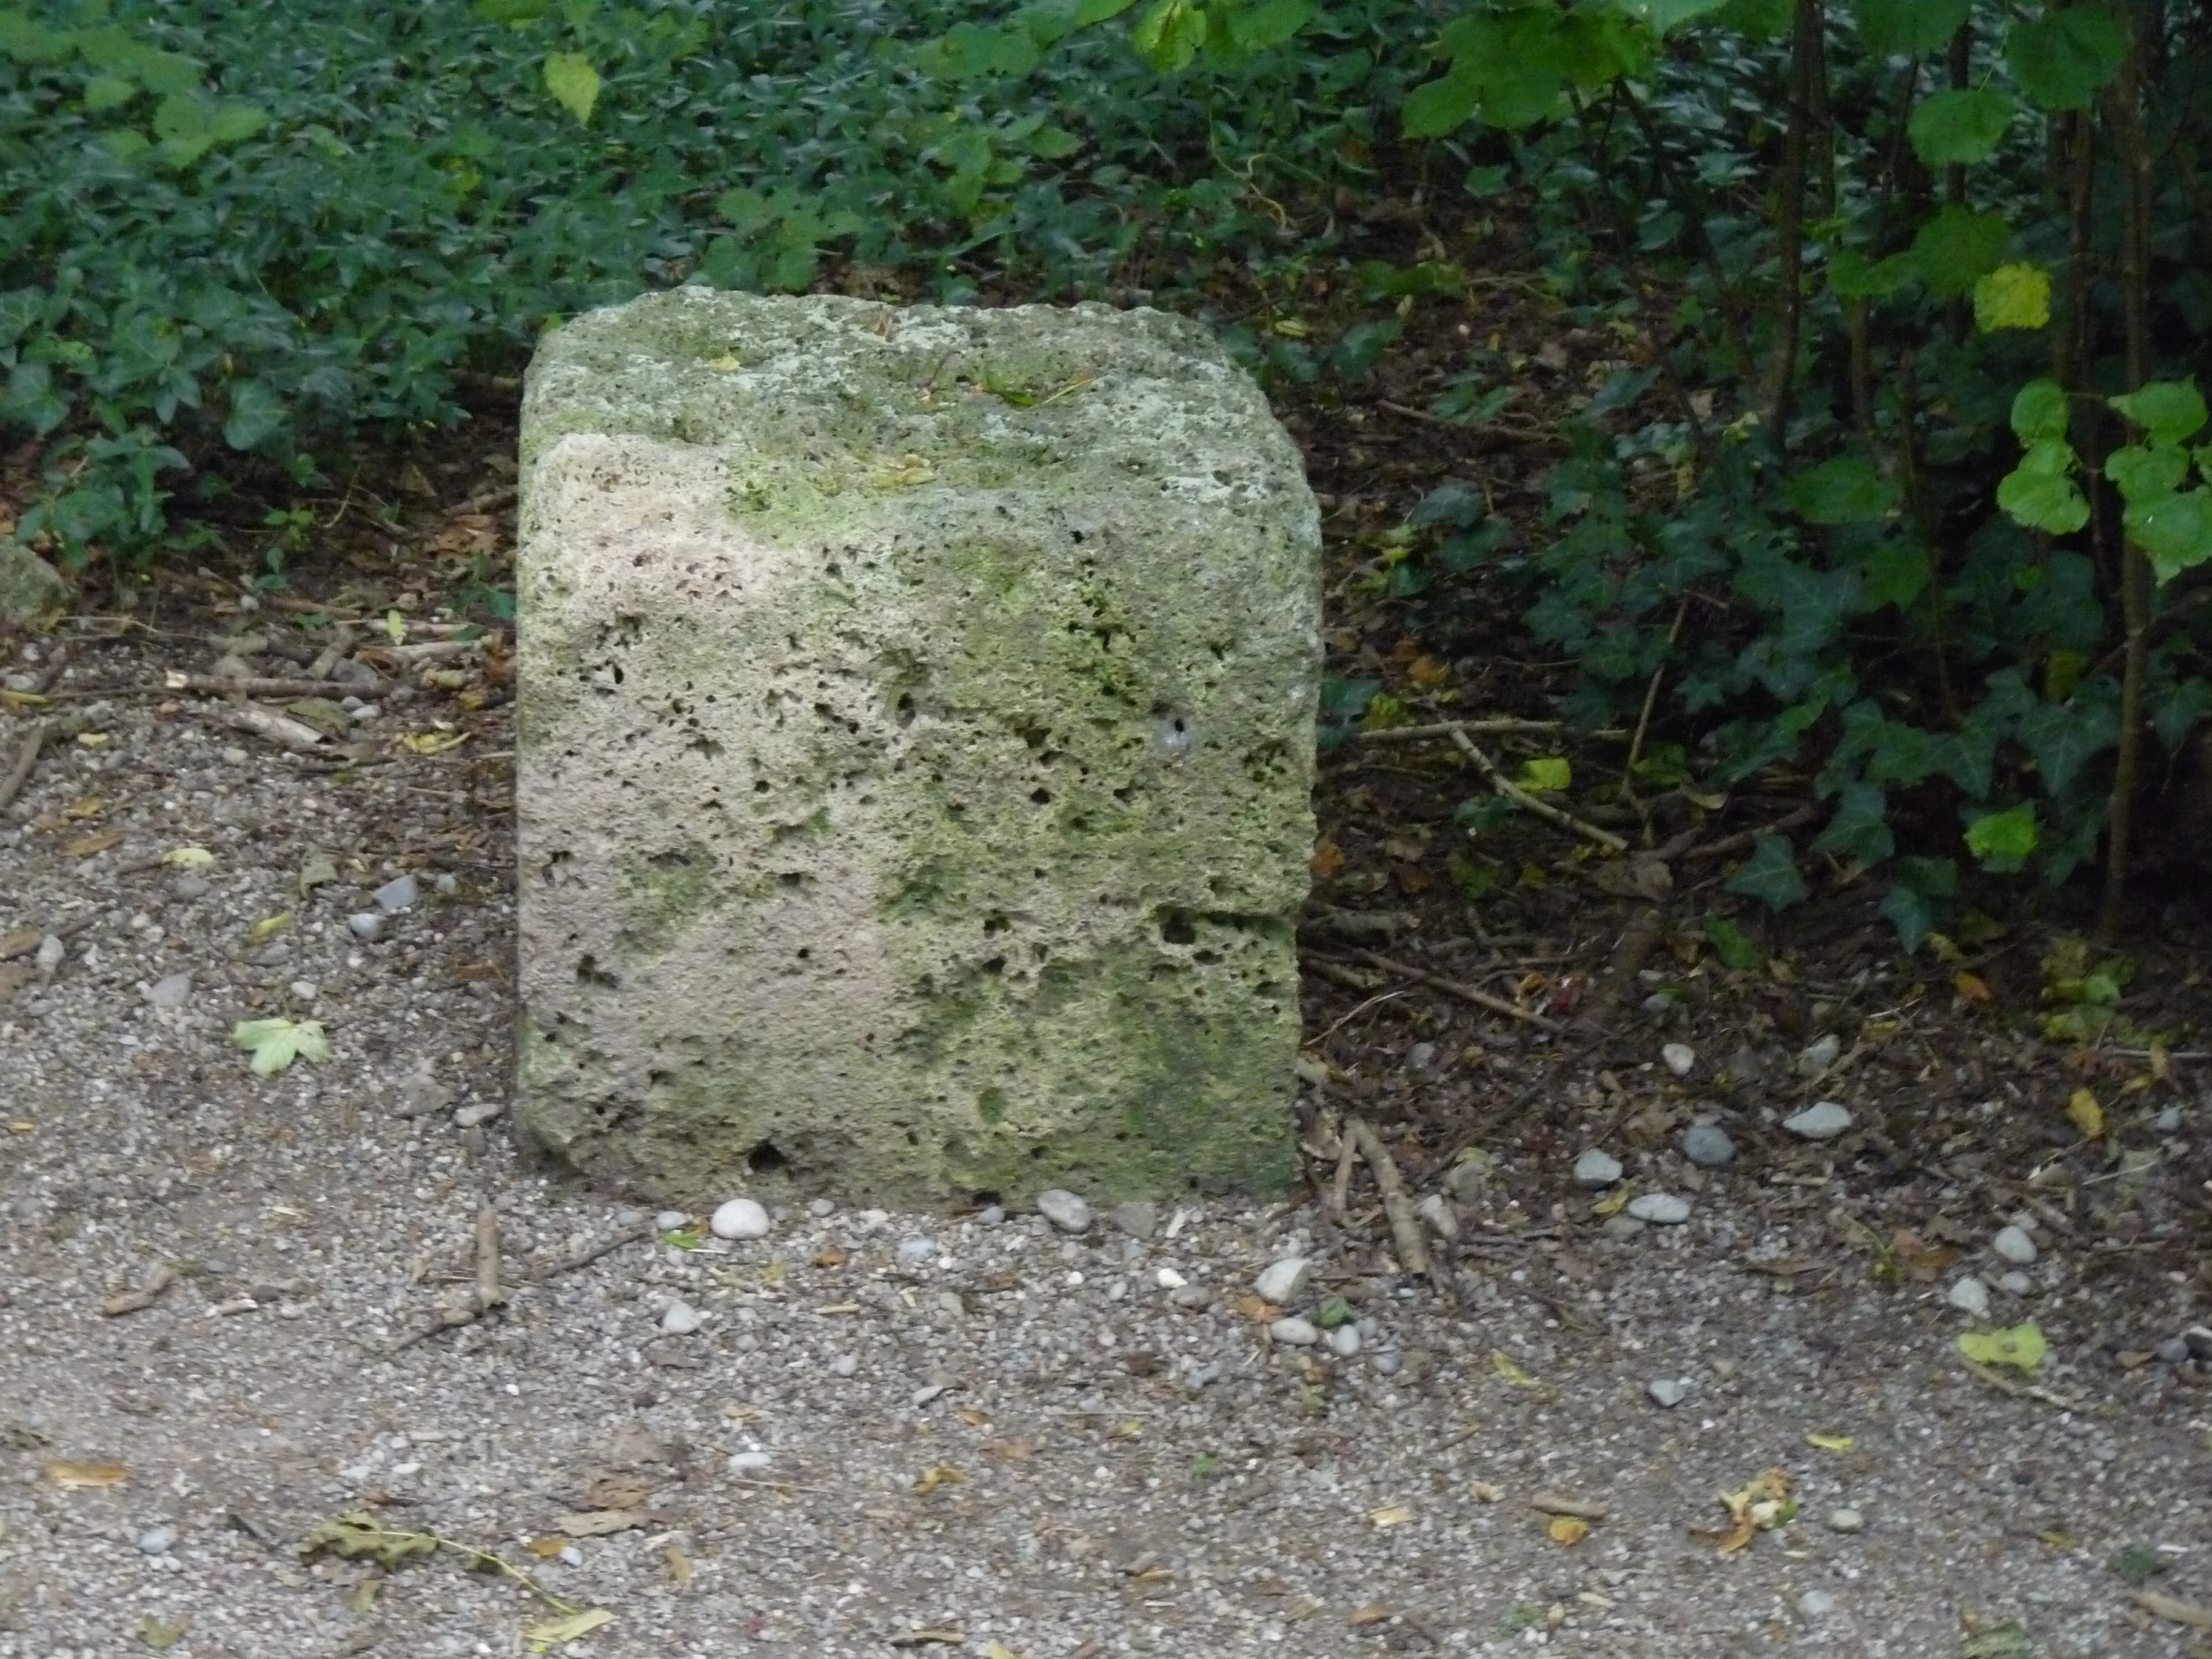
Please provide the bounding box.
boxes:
[0,719,49,814]
[99,1262,178,1317]
[1346,1116,1451,1301]
[1446,725,1629,853]
[1347,947,1563,1033]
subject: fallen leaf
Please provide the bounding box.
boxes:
[161,845,214,868]
[2134,1590,2212,1629]
[1957,1323,2046,1372]
[523,1607,615,1649]
[1407,653,1452,688]
[45,1460,128,1488]
[1953,971,1992,1004]
[1889,1230,1959,1282]
[1367,1503,1411,1528]
[1348,1604,1393,1626]
[0,926,39,958]
[1233,1293,1278,1323]
[1470,1481,1505,1503]
[913,1465,964,1496]
[1549,1516,1588,1546]
[64,828,125,858]
[1489,1350,1541,1389]
[981,1643,1023,1659]
[138,1613,192,1650]
[982,1438,1036,1461]
[1805,1433,1854,1452]
[403,729,469,755]
[525,1536,568,1558]
[1309,839,1345,879]
[665,1540,693,1583]
[1591,1186,1631,1217]
[64,796,103,818]
[583,1472,652,1509]
[2065,1089,2103,1139]
[248,911,292,942]
[555,1509,643,1537]
[232,1017,333,1075]
[814,1244,848,1269]
[1959,1620,2030,1657]
[886,1631,966,1647]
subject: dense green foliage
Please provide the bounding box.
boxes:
[5,0,2210,932]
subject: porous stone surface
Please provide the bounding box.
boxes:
[515,289,1321,1206]
[0,543,65,623]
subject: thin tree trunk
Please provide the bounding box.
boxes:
[1765,0,1821,447]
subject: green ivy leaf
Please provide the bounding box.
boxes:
[2123,488,2212,583]
[1624,0,1732,33]
[2017,695,2118,796]
[1402,69,1483,137]
[1702,913,1764,972]
[2103,443,2188,503]
[1724,834,1809,910]
[2109,380,2208,448]
[1813,782,1894,864]
[1880,881,1936,951]
[1516,756,1571,792]
[543,52,599,124]
[1853,0,1969,56]
[1789,454,1899,524]
[1973,263,2049,331]
[1827,247,1919,300]
[1228,0,1315,50]
[1862,539,1931,609]
[1997,468,2090,534]
[1909,206,2010,298]
[2005,6,2125,112]
[1964,802,2037,871]
[1908,87,2014,167]
[222,378,286,451]
[232,1017,333,1076]
[2009,378,2071,444]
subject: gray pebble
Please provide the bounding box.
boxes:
[1327,1324,1361,1358]
[728,1450,773,1473]
[1269,1317,1319,1346]
[1947,1276,1991,1318]
[172,874,211,901]
[1573,1149,1624,1189]
[1601,1215,1647,1241]
[372,873,420,913]
[1253,1256,1310,1304]
[145,972,192,1011]
[1797,1034,1841,1076]
[1798,1589,1836,1618]
[1036,1188,1092,1234]
[2156,1336,2190,1365]
[1783,1101,1853,1141]
[1661,1042,1696,1077]
[1641,993,1677,1017]
[1646,1377,1689,1408]
[1372,1350,1403,1377]
[1171,1284,1210,1310]
[1997,1271,2033,1296]
[1627,1193,1691,1225]
[346,912,384,942]
[1112,1200,1158,1241]
[711,1198,771,1240]
[807,1198,835,1218]
[1406,1041,1437,1073]
[1184,1361,1222,1392]
[659,1300,704,1336]
[975,1205,1005,1227]
[2154,1105,2184,1134]
[1680,1123,1735,1167]
[896,1237,939,1269]
[136,1525,178,1555]
[1826,1507,1864,1534]
[654,1210,691,1232]
[1992,1224,2037,1265]
[832,1353,859,1376]
[34,934,63,972]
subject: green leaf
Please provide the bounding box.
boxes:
[1812,782,1894,864]
[1702,913,1764,972]
[1880,881,1936,950]
[542,52,599,124]
[232,1017,333,1075]
[2009,378,2071,444]
[1403,67,1483,137]
[2123,488,2212,583]
[1956,1322,2047,1371]
[1789,455,1899,524]
[1997,468,2090,535]
[209,102,266,146]
[1624,0,1731,33]
[1516,756,1570,791]
[1964,802,2037,871]
[2017,696,2118,795]
[82,73,136,112]
[475,0,551,20]
[1724,834,1809,911]
[1853,0,1969,56]
[2103,443,2188,503]
[1132,0,1206,69]
[1228,0,1314,51]
[2109,380,2208,448]
[222,378,286,451]
[1908,88,2015,167]
[1909,206,2009,299]
[1826,248,1918,300]
[1974,263,2049,331]
[2005,6,2125,112]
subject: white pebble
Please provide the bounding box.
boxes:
[1947,1276,1991,1318]
[1573,1149,1624,1189]
[1992,1225,2037,1265]
[1661,1042,1696,1078]
[346,913,384,942]
[1327,1324,1361,1358]
[136,1526,178,1555]
[710,1198,771,1240]
[1783,1101,1853,1141]
[659,1300,704,1336]
[1798,1589,1836,1618]
[728,1450,773,1473]
[1797,1034,1841,1076]
[34,934,63,971]
[1826,1507,1864,1534]
[145,972,192,1011]
[1269,1317,1319,1346]
[654,1210,691,1233]
[1997,1270,2034,1296]
[1627,1192,1691,1224]
[373,873,420,913]
[1646,1377,1689,1408]
[1155,1267,1187,1289]
[1253,1256,1310,1304]
[1036,1188,1092,1234]
[831,1354,859,1377]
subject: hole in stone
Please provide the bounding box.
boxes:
[1112,786,1134,803]
[983,913,1009,936]
[779,872,806,887]
[1030,787,1052,805]
[747,1141,789,1175]
[895,692,916,727]
[1158,909,1196,945]
[980,956,1005,974]
[754,779,772,793]
[797,947,813,960]
[574,954,620,988]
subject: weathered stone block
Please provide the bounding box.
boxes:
[515,289,1319,1206]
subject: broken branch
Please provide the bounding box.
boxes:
[1446,726,1629,853]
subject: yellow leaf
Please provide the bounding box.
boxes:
[162,845,215,868]
[76,730,109,748]
[1591,1185,1631,1217]
[1953,971,1991,1005]
[1367,1503,1411,1528]
[1805,1433,1854,1452]
[1348,1603,1393,1626]
[523,1607,614,1649]
[703,354,740,371]
[1549,1516,1588,1546]
[64,796,104,817]
[63,828,125,857]
[138,1613,193,1650]
[913,1464,964,1495]
[1489,1350,1540,1389]
[45,1460,128,1488]
[1974,262,2051,332]
[2065,1089,2103,1139]
[403,730,469,755]
[525,1536,567,1558]
[982,1643,1022,1659]
[1926,931,1963,962]
[1517,862,1547,889]
[1516,757,1571,792]
[249,911,292,942]
[1271,318,1310,338]
[541,52,601,126]
[1958,1322,2046,1372]
[665,1541,693,1584]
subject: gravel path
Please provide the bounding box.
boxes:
[4,630,2211,1659]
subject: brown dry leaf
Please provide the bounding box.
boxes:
[665,1541,693,1585]
[1367,1503,1411,1529]
[1889,1230,1959,1283]
[45,1460,127,1489]
[1348,1604,1393,1627]
[1233,1293,1278,1324]
[1309,839,1346,880]
[954,1409,990,1428]
[814,1244,848,1269]
[1954,971,1992,1005]
[555,1509,643,1538]
[1705,1466,1793,1553]
[913,1464,964,1496]
[0,961,35,1000]
[64,796,104,819]
[63,828,125,858]
[583,1472,651,1509]
[0,926,41,959]
[1406,653,1452,689]
[983,1439,1037,1462]
[1470,1481,1505,1503]
[1549,1516,1588,1546]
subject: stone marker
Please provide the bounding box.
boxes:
[515,290,1320,1206]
